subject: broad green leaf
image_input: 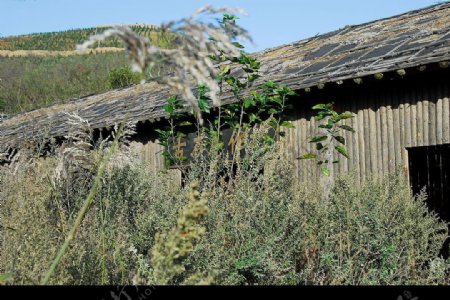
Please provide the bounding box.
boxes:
[321,167,330,176]
[275,86,296,96]
[310,135,327,143]
[225,76,237,86]
[280,121,295,128]
[268,96,282,104]
[220,65,231,75]
[179,121,192,126]
[154,129,167,135]
[249,113,258,123]
[264,135,275,145]
[335,145,350,159]
[339,113,354,119]
[248,74,260,82]
[264,81,277,89]
[250,60,261,70]
[339,125,355,132]
[167,95,178,105]
[312,103,333,110]
[232,41,245,49]
[198,99,210,113]
[315,111,332,121]
[244,98,255,108]
[298,153,317,159]
[333,113,354,122]
[319,124,333,130]
[176,131,187,138]
[162,104,174,114]
[334,135,346,144]
[223,14,239,22]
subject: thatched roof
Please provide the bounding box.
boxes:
[1,3,450,147]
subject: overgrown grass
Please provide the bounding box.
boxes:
[0,52,170,114]
[0,26,177,114]
[0,53,127,113]
[0,122,448,285]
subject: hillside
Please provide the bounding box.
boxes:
[0,25,174,51]
[0,26,175,114]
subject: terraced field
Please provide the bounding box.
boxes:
[0,25,175,114]
[0,25,175,52]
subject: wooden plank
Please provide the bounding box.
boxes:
[443,79,450,144]
[403,145,410,183]
[401,85,409,178]
[399,97,406,168]
[297,113,304,179]
[436,97,443,144]
[417,98,424,146]
[287,123,297,165]
[310,113,318,180]
[347,96,356,175]
[443,96,450,143]
[363,100,371,179]
[357,105,366,182]
[380,100,389,176]
[387,94,395,173]
[293,114,300,178]
[423,96,430,146]
[345,111,353,174]
[368,94,377,177]
[393,93,402,167]
[404,90,412,148]
[295,116,301,180]
[339,101,348,174]
[351,99,360,181]
[410,89,418,148]
[300,116,308,182]
[152,141,158,172]
[375,97,384,177]
[429,92,437,146]
[305,113,312,182]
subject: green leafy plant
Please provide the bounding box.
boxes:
[156,14,296,168]
[299,103,354,175]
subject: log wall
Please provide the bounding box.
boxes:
[280,70,450,183]
[129,69,450,184]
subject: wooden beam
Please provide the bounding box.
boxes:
[439,61,449,69]
[374,73,384,80]
[353,78,363,85]
[396,69,406,77]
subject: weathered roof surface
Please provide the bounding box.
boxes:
[1,3,450,147]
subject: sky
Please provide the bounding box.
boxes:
[0,0,445,52]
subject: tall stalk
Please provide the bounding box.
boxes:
[40,123,123,285]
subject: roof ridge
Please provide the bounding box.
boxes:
[257,2,450,55]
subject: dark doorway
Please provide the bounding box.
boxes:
[408,144,450,223]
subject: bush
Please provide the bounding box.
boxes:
[108,66,141,89]
[0,123,448,285]
[177,128,450,285]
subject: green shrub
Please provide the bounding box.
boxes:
[108,66,141,89]
[0,124,448,285]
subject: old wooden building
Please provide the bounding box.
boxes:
[1,4,449,218]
